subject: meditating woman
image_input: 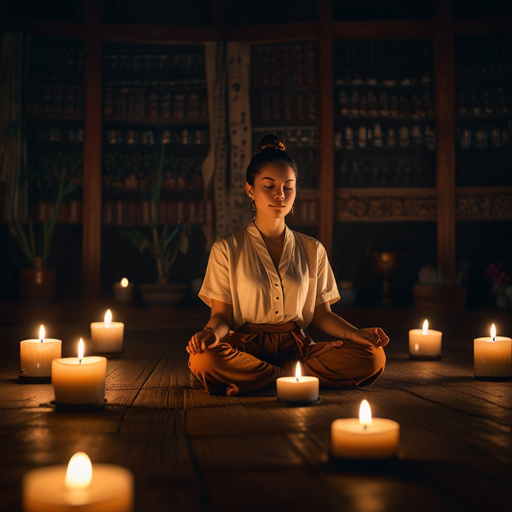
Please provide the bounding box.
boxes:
[187,134,389,396]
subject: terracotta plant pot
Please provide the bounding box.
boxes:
[413,284,467,312]
[19,258,56,302]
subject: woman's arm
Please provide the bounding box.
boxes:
[312,301,389,348]
[186,299,233,355]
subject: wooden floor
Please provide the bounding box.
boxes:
[0,303,511,512]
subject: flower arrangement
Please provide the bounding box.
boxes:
[417,261,469,286]
[417,264,439,285]
[485,261,511,289]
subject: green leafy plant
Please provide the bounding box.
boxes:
[122,144,190,284]
[2,117,79,267]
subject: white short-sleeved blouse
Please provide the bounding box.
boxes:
[199,222,340,330]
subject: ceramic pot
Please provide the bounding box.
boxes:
[19,258,56,302]
[413,284,467,312]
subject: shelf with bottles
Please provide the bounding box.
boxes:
[454,33,511,123]
[101,198,205,227]
[250,41,319,186]
[102,42,208,131]
[102,144,204,201]
[334,120,435,189]
[333,39,435,191]
[333,39,434,119]
[25,36,84,118]
[455,33,512,188]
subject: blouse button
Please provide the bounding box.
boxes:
[274,283,279,286]
[276,297,279,300]
[275,311,279,314]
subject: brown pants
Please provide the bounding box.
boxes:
[188,322,386,395]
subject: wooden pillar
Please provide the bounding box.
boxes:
[82,1,102,301]
[317,0,334,257]
[434,0,456,284]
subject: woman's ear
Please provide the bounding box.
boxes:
[245,182,253,199]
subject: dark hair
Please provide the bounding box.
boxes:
[245,134,299,186]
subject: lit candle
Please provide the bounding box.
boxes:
[22,451,134,512]
[474,323,512,380]
[276,362,319,403]
[331,400,400,459]
[90,309,124,354]
[52,339,107,406]
[19,325,62,381]
[408,319,443,360]
[113,278,135,303]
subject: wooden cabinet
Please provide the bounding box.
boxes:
[1,0,510,305]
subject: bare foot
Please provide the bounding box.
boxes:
[226,383,239,396]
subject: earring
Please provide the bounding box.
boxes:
[291,204,295,217]
[251,199,256,212]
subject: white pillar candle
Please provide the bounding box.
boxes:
[52,339,107,406]
[91,309,124,354]
[409,319,442,359]
[23,451,134,512]
[474,324,512,379]
[113,278,135,303]
[331,400,400,460]
[276,362,319,403]
[20,325,62,379]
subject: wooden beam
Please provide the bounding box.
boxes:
[101,23,223,44]
[225,23,317,43]
[453,15,512,35]
[317,0,334,256]
[434,0,456,284]
[82,1,103,301]
[0,19,86,38]
[333,19,437,40]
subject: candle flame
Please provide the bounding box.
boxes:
[422,319,429,335]
[39,325,45,343]
[78,338,84,362]
[295,361,301,382]
[121,278,129,288]
[65,452,93,490]
[491,323,496,342]
[104,309,112,328]
[359,399,372,427]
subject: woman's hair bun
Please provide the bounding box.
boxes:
[257,134,287,153]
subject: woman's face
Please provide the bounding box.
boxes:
[245,163,296,220]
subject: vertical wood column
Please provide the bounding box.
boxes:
[82,2,102,301]
[317,0,334,257]
[434,0,456,284]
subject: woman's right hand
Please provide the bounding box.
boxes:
[186,328,219,355]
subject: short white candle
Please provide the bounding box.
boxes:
[91,309,124,354]
[331,400,400,459]
[409,319,442,359]
[23,451,134,512]
[52,339,107,406]
[113,278,135,303]
[276,362,319,402]
[20,325,62,378]
[474,323,512,379]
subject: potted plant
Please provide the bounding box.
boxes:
[413,263,468,312]
[123,144,191,309]
[5,144,79,302]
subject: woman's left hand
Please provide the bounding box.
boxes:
[351,327,389,348]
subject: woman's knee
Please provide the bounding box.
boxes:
[357,346,386,386]
[188,348,220,375]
